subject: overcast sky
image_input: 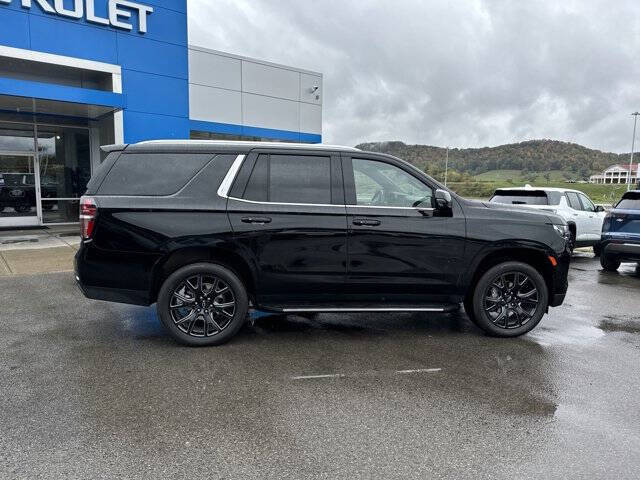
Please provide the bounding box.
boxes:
[189,0,640,152]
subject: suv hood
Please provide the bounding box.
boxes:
[467,199,566,225]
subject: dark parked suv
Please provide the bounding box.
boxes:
[75,141,571,346]
[600,190,640,271]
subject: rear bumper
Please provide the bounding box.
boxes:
[602,240,640,262]
[74,245,152,306]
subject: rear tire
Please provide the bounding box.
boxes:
[471,261,548,337]
[157,263,248,346]
[593,242,602,257]
[600,254,620,272]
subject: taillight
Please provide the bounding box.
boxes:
[80,196,97,240]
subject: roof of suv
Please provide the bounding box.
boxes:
[103,140,362,154]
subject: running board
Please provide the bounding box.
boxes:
[274,304,460,313]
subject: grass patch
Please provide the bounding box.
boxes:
[448,181,629,204]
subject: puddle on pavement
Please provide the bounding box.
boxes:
[599,316,640,335]
[527,323,605,346]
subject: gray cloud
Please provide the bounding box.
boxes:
[189,0,640,152]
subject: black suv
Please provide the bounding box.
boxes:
[75,141,571,346]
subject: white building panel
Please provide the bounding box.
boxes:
[299,103,322,135]
[188,45,322,138]
[243,93,299,132]
[241,61,300,102]
[189,84,242,125]
[188,48,241,91]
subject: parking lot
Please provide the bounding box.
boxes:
[1,253,639,479]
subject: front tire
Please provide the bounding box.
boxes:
[157,263,248,346]
[600,254,620,272]
[471,261,548,337]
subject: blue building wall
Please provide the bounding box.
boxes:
[0,0,189,143]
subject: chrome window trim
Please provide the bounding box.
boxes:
[227,195,435,211]
[217,154,245,198]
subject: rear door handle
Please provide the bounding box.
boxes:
[353,218,381,226]
[241,216,272,224]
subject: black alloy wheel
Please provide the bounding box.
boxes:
[169,274,236,337]
[157,263,248,346]
[471,261,548,337]
[482,272,539,329]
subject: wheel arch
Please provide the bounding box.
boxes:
[150,246,257,304]
[464,246,555,303]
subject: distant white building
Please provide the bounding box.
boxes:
[590,164,639,184]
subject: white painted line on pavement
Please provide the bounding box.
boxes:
[395,368,442,374]
[290,373,346,380]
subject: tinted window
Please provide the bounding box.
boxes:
[617,192,640,210]
[269,155,331,204]
[352,158,433,207]
[243,154,268,202]
[490,190,548,205]
[98,153,213,196]
[566,192,582,210]
[578,193,596,212]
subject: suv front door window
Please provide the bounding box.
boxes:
[352,158,433,208]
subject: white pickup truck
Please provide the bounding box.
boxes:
[489,185,607,253]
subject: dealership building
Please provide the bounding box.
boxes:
[0,0,323,227]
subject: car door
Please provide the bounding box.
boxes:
[226,150,348,307]
[565,191,590,241]
[342,155,466,305]
[577,192,604,239]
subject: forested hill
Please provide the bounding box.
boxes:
[355,140,627,180]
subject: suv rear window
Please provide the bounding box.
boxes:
[617,192,640,210]
[97,153,213,196]
[489,190,548,205]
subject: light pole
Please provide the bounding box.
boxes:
[629,112,640,191]
[444,146,449,187]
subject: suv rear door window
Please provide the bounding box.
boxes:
[239,154,333,205]
[566,192,582,210]
[270,155,331,204]
[97,153,213,196]
[489,190,548,205]
[242,154,268,202]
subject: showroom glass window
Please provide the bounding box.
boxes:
[37,125,91,223]
[352,158,433,208]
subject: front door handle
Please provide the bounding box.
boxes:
[241,216,272,224]
[353,218,381,226]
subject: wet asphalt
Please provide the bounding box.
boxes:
[1,254,639,479]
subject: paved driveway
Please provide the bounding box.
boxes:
[1,254,639,479]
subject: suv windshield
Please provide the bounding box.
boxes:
[616,192,640,210]
[489,190,549,205]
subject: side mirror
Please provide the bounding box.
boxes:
[595,205,605,213]
[434,189,453,215]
